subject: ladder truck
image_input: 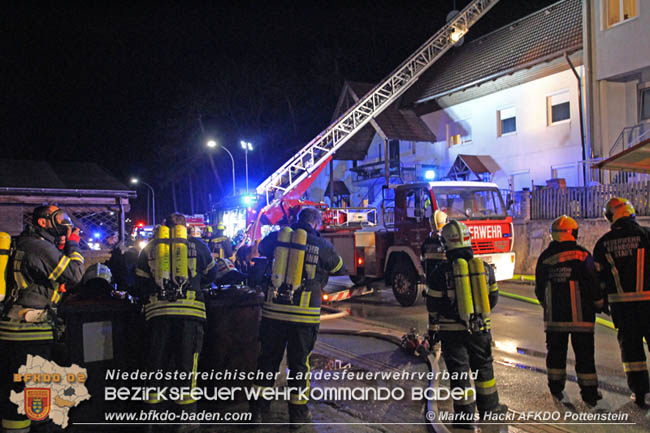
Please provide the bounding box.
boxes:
[235,0,511,306]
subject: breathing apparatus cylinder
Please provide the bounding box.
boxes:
[468,258,490,314]
[171,225,189,293]
[285,229,307,289]
[452,258,474,325]
[153,225,171,290]
[272,227,292,289]
[0,232,10,302]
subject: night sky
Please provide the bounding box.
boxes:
[1,0,559,220]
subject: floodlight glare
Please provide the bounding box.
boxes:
[425,170,436,180]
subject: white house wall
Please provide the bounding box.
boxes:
[420,66,585,189]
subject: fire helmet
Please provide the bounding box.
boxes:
[604,197,635,224]
[441,220,472,251]
[431,210,448,232]
[217,223,225,231]
[550,215,578,242]
[82,263,112,287]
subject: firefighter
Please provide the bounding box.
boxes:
[251,207,344,427]
[425,220,507,425]
[134,213,217,433]
[422,210,448,282]
[0,205,85,433]
[210,223,233,259]
[535,215,606,408]
[593,197,650,407]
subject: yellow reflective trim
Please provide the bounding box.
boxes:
[623,361,648,373]
[186,291,196,300]
[331,257,343,274]
[145,309,207,321]
[542,250,588,265]
[489,283,498,292]
[191,352,198,390]
[135,268,152,278]
[547,368,566,375]
[0,332,54,341]
[2,419,31,429]
[475,378,495,389]
[48,256,70,281]
[261,310,320,324]
[69,252,84,263]
[299,291,311,308]
[262,302,320,315]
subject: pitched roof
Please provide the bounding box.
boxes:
[407,0,582,104]
[0,159,134,194]
[332,81,436,160]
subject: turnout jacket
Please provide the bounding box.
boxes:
[0,226,85,341]
[135,236,217,322]
[259,221,344,325]
[210,234,233,258]
[535,241,603,333]
[425,247,498,332]
[593,217,650,326]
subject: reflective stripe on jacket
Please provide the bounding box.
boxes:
[535,241,602,333]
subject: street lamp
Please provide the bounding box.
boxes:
[240,140,253,193]
[206,139,236,196]
[130,178,156,227]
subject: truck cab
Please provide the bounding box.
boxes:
[393,181,515,281]
[342,181,515,306]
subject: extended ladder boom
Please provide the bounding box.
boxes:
[257,0,499,204]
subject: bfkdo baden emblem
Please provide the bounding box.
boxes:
[25,388,51,421]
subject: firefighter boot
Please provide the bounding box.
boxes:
[288,404,312,429]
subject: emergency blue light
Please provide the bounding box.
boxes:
[425,170,436,180]
[93,232,101,239]
[242,194,256,207]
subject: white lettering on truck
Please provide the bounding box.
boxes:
[468,225,503,240]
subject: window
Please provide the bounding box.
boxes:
[547,90,570,125]
[405,188,432,221]
[641,88,650,120]
[605,0,637,28]
[431,186,506,219]
[446,118,472,147]
[497,107,516,136]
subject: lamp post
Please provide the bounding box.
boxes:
[130,178,156,227]
[240,140,253,193]
[207,139,236,196]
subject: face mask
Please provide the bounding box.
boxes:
[47,209,74,237]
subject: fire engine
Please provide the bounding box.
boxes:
[212,0,510,306]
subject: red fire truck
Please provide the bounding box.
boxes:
[321,181,514,306]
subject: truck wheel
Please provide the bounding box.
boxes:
[349,275,367,286]
[391,265,418,307]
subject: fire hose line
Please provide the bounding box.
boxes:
[317,324,449,433]
[499,290,616,331]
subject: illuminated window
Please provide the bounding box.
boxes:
[641,88,650,120]
[547,90,570,125]
[497,107,516,136]
[605,0,637,28]
[446,119,472,146]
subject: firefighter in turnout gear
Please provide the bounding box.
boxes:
[134,213,217,432]
[0,205,84,433]
[593,197,650,407]
[251,207,344,427]
[210,223,233,259]
[425,220,506,424]
[535,215,605,408]
[422,210,447,284]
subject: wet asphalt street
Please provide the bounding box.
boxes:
[318,276,650,433]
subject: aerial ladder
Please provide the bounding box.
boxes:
[247,0,500,243]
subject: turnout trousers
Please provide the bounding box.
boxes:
[0,340,53,433]
[613,307,650,398]
[143,317,204,411]
[545,331,599,403]
[253,318,318,409]
[439,330,499,416]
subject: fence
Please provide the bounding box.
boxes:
[529,181,650,220]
